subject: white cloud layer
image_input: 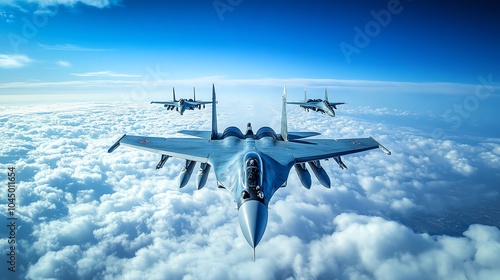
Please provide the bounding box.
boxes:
[0,54,31,68]
[0,102,498,279]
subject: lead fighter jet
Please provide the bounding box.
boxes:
[151,87,212,115]
[287,87,345,117]
[108,85,390,260]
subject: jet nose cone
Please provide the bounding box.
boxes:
[326,107,335,117]
[324,102,335,117]
[238,200,268,248]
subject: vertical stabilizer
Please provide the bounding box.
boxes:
[193,87,196,101]
[172,87,177,102]
[324,87,328,101]
[304,88,307,102]
[281,86,288,141]
[211,84,218,140]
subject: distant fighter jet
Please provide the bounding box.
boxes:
[108,85,390,260]
[151,87,212,115]
[287,87,346,117]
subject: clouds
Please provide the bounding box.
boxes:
[1,102,499,279]
[0,9,14,22]
[0,0,121,9]
[37,43,112,52]
[0,54,31,68]
[71,71,140,78]
[2,76,499,105]
[57,59,70,67]
[301,214,500,280]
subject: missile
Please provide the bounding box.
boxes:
[156,154,170,169]
[333,156,347,170]
[294,163,312,189]
[178,160,197,188]
[308,160,331,188]
[195,163,211,190]
[378,144,391,155]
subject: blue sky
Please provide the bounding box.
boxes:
[1,0,499,101]
[2,0,499,139]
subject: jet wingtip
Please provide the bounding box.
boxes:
[368,137,391,155]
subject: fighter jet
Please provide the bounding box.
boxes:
[287,87,346,117]
[151,87,212,115]
[108,85,390,260]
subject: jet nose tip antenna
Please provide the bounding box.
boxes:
[238,200,268,249]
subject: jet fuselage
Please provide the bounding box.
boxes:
[207,124,292,249]
[300,100,336,117]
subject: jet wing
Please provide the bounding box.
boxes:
[257,137,388,165]
[288,137,388,163]
[108,134,215,163]
[109,134,246,190]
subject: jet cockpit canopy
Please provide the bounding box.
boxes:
[241,153,264,202]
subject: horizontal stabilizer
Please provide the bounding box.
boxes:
[288,139,316,144]
[178,130,212,139]
[287,132,320,140]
